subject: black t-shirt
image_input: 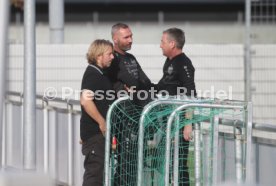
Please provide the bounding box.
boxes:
[157,53,197,96]
[80,65,114,141]
[106,51,152,92]
[106,51,153,106]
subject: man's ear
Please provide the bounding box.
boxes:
[114,38,118,44]
[170,40,176,49]
[113,36,118,44]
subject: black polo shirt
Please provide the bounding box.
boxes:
[157,53,197,96]
[80,64,114,141]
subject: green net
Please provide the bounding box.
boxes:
[109,99,144,186]
[140,101,224,186]
[106,97,247,186]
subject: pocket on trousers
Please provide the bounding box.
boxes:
[84,146,105,174]
[82,134,105,156]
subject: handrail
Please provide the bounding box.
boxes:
[6,91,80,107]
[253,123,276,132]
[6,91,276,132]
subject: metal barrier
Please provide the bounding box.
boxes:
[107,97,255,186]
[2,92,276,186]
[136,98,214,186]
[104,96,130,186]
[2,91,82,186]
[164,102,252,186]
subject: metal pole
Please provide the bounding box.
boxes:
[164,117,173,186]
[211,115,219,186]
[74,114,83,186]
[202,130,210,185]
[49,0,64,43]
[0,0,10,169]
[245,102,253,184]
[158,11,164,26]
[43,100,49,173]
[68,104,74,186]
[173,116,180,186]
[49,110,58,180]
[20,93,24,166]
[244,0,252,102]
[207,118,214,185]
[6,103,13,167]
[23,0,36,170]
[1,101,6,168]
[220,133,226,183]
[234,126,243,183]
[194,123,201,186]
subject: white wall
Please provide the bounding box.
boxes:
[9,22,276,44]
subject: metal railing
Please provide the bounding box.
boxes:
[2,91,82,186]
[2,92,276,186]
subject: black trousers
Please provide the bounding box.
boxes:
[82,134,105,186]
[178,135,190,186]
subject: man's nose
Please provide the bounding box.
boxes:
[128,37,133,43]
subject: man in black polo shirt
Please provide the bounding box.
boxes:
[157,28,197,186]
[80,39,114,186]
[107,23,153,186]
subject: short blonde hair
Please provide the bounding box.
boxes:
[86,39,113,65]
